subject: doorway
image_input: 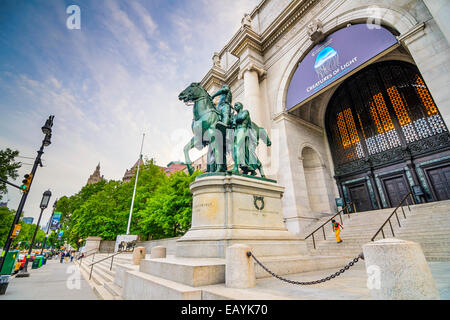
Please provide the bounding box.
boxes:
[348,183,372,212]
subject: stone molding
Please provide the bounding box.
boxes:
[397,22,427,46]
[272,111,324,134]
[229,25,263,58]
[238,60,267,81]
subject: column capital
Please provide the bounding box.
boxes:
[238,61,267,80]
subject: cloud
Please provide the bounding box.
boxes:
[0,0,260,223]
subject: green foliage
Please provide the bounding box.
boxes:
[0,206,46,249]
[0,207,14,248]
[0,148,21,198]
[55,159,199,247]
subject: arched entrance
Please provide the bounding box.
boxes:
[325,60,450,210]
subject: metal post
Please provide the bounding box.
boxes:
[126,133,145,235]
[381,228,385,239]
[401,206,406,219]
[17,207,45,277]
[110,255,114,271]
[395,211,401,227]
[41,201,57,255]
[388,219,394,237]
[322,226,326,240]
[0,115,54,278]
[312,234,316,249]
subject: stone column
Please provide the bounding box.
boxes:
[242,67,264,127]
[84,236,101,254]
[132,246,146,265]
[150,246,166,259]
[362,238,440,300]
[226,244,256,288]
[423,0,450,45]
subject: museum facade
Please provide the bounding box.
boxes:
[199,0,450,234]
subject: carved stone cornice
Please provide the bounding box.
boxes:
[260,0,317,53]
[397,22,426,45]
[229,25,263,58]
[272,111,323,134]
[201,65,226,91]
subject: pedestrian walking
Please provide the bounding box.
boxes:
[70,252,74,262]
[60,251,64,263]
[332,219,343,243]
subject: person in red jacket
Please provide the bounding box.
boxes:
[332,219,343,243]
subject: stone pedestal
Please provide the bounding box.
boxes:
[226,244,256,288]
[150,246,166,259]
[84,236,102,254]
[132,247,146,265]
[363,238,440,300]
[176,173,307,258]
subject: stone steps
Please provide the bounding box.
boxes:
[304,200,450,261]
[76,252,134,300]
[122,269,202,300]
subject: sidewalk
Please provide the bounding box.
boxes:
[0,258,98,300]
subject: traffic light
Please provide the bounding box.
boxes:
[20,173,33,193]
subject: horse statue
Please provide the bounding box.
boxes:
[178,82,227,175]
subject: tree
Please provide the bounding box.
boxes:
[0,148,21,198]
[55,159,199,247]
[138,170,200,239]
[0,206,14,248]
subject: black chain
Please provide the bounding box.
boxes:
[247,252,364,286]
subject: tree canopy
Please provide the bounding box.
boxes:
[0,206,46,249]
[0,148,22,199]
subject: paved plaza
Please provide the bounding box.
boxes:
[0,258,98,300]
[203,261,450,300]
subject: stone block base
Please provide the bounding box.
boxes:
[122,270,202,300]
[139,257,225,287]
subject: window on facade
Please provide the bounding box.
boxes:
[326,61,447,167]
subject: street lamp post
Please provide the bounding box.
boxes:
[41,199,57,255]
[17,190,52,277]
[0,116,54,280]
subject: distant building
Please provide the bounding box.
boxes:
[190,153,234,172]
[164,161,187,175]
[191,153,207,172]
[122,158,145,183]
[87,163,104,185]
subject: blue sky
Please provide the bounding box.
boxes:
[0,0,260,224]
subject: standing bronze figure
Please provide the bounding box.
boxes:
[179,82,271,178]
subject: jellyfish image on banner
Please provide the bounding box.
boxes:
[314,46,339,79]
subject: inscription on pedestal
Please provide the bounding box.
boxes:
[192,196,219,225]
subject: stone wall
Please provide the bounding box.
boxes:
[99,237,181,254]
[99,240,115,253]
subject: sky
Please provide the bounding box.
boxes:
[0,0,260,226]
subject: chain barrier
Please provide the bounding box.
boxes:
[247,252,364,286]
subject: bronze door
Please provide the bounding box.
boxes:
[384,176,410,207]
[427,165,450,200]
[348,183,372,212]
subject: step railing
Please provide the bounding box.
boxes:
[75,249,98,266]
[305,202,356,249]
[371,192,415,241]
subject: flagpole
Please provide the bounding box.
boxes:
[126,133,145,235]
